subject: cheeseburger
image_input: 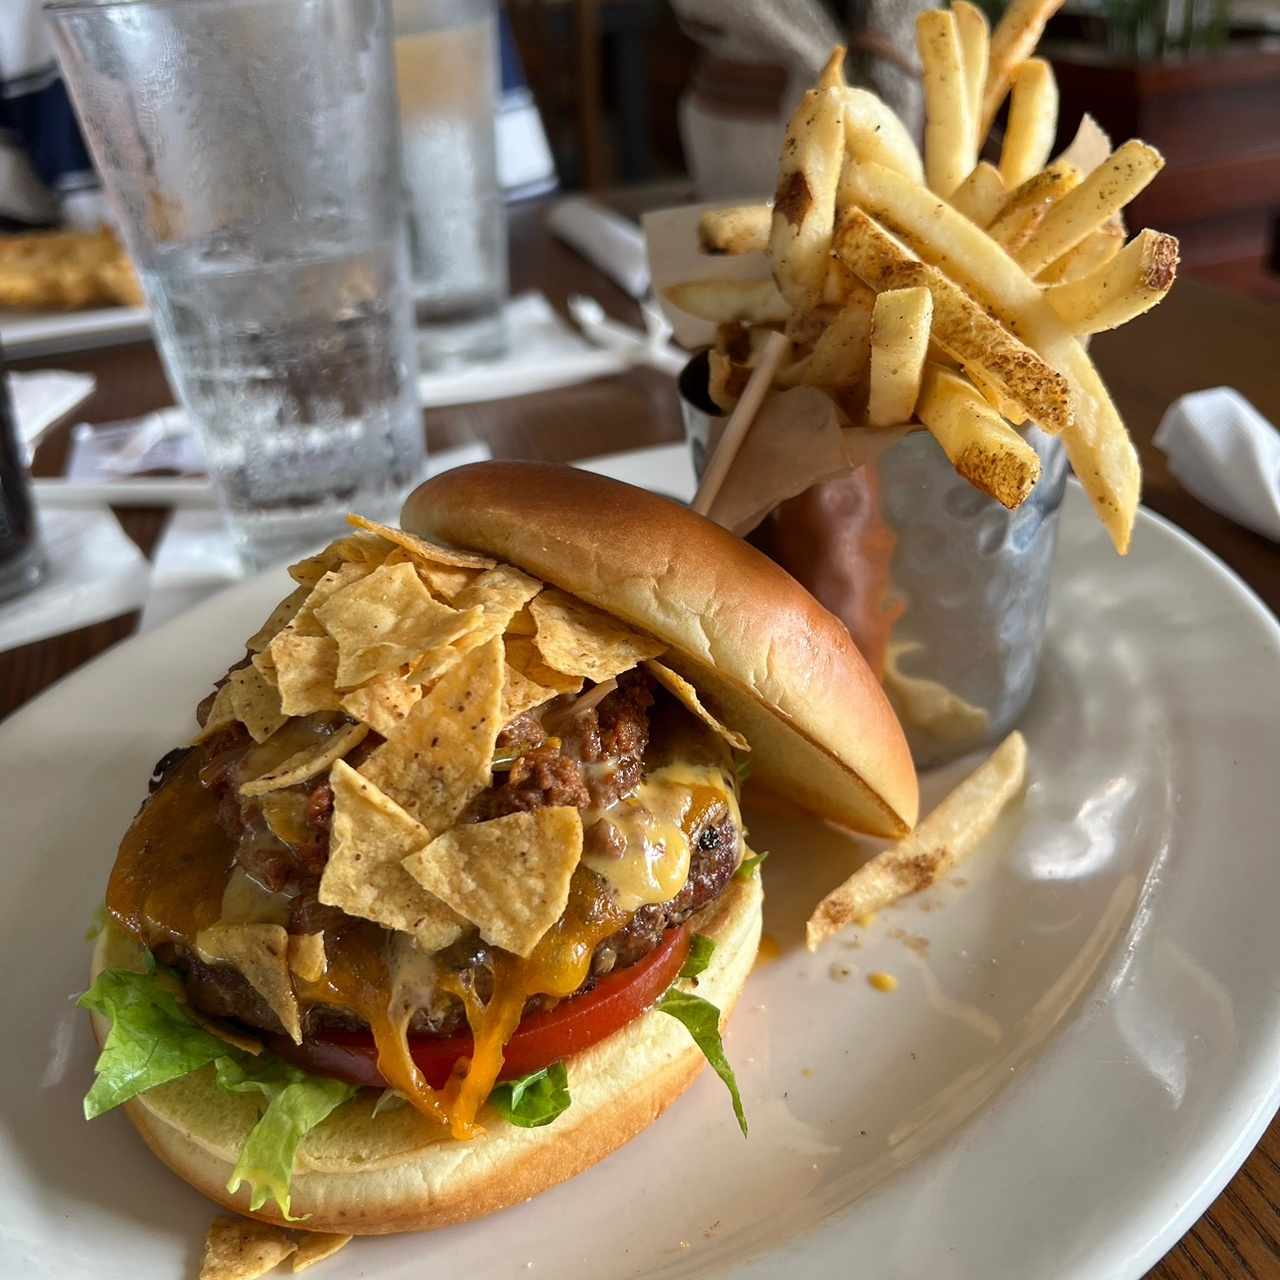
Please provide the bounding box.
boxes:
[83,463,916,1234]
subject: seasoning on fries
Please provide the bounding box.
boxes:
[662,0,1181,556]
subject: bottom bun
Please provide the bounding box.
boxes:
[90,876,762,1235]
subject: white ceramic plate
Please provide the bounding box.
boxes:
[3,484,1279,1279]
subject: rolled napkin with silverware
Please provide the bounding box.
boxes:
[1153,388,1280,543]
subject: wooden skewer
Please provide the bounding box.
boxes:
[691,330,790,518]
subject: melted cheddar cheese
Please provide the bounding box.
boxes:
[582,763,741,913]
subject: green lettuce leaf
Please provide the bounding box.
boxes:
[734,850,769,881]
[214,1057,356,1220]
[489,1062,571,1129]
[80,961,355,1220]
[680,934,716,980]
[78,966,228,1119]
[656,988,747,1136]
[733,756,753,786]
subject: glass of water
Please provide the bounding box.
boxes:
[392,0,508,367]
[46,0,424,570]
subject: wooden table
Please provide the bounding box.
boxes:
[4,196,1278,1277]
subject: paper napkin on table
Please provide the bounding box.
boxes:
[417,292,626,405]
[1153,387,1280,542]
[9,369,96,461]
[138,440,493,632]
[0,506,149,654]
[547,198,651,300]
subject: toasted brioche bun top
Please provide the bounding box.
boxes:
[402,462,917,836]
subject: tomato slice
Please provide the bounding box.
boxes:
[268,925,691,1090]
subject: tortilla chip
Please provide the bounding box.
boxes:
[360,637,504,837]
[644,660,750,752]
[416,560,479,602]
[501,661,561,723]
[287,932,328,984]
[404,644,465,690]
[246,584,311,654]
[403,807,583,957]
[227,664,287,744]
[240,722,369,797]
[315,561,472,688]
[269,634,343,716]
[504,635,584,697]
[199,1216,296,1280]
[291,1233,352,1272]
[341,675,418,737]
[251,647,279,688]
[193,682,237,743]
[507,605,537,636]
[346,514,495,570]
[530,588,665,681]
[286,563,370,639]
[319,760,466,952]
[190,1011,264,1056]
[453,564,543,620]
[195,923,301,1044]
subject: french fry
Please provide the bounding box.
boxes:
[834,205,1072,432]
[806,730,1028,950]
[840,160,1141,552]
[1036,221,1125,284]
[916,364,1041,508]
[1045,229,1179,334]
[951,1,990,145]
[1055,112,1112,177]
[839,88,925,185]
[980,0,1066,139]
[817,44,847,91]
[868,287,933,427]
[769,87,846,310]
[987,159,1081,252]
[697,205,771,256]
[1014,140,1165,277]
[999,58,1059,188]
[918,11,975,199]
[777,294,873,389]
[949,161,1007,227]
[664,277,790,325]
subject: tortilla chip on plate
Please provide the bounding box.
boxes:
[198,1215,296,1280]
[291,1233,352,1271]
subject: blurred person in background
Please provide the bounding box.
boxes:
[0,1,107,230]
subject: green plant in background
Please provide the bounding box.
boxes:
[1100,0,1231,57]
[972,0,1232,58]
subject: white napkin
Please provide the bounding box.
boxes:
[547,198,651,300]
[0,506,149,654]
[138,440,493,632]
[417,292,625,405]
[8,369,96,461]
[1153,387,1280,542]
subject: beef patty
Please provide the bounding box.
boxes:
[167,668,741,1039]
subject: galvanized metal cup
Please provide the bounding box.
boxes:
[679,352,1068,768]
